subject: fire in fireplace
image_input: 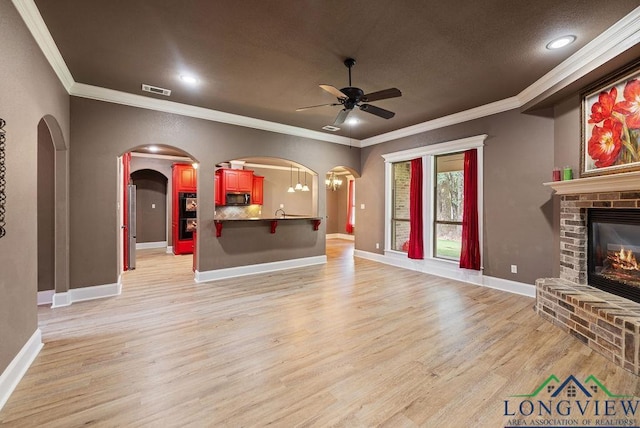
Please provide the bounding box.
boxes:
[588,208,640,303]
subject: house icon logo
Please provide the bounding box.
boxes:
[503,374,638,427]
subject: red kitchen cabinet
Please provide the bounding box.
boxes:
[172,163,197,255]
[215,171,222,205]
[219,169,253,192]
[252,175,264,205]
[215,169,255,206]
[237,171,253,192]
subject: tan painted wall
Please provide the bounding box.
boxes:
[0,2,70,373]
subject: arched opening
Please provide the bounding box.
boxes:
[220,157,318,220]
[37,120,55,297]
[325,166,358,256]
[118,144,198,277]
[36,115,69,307]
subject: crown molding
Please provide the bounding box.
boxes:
[361,98,519,147]
[518,6,640,106]
[69,83,359,147]
[381,134,487,163]
[12,0,74,91]
[13,1,640,149]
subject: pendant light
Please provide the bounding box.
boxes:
[302,170,310,192]
[287,164,295,193]
[295,167,303,190]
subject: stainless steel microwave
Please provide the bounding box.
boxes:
[226,192,251,206]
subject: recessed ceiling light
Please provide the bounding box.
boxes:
[148,145,159,152]
[546,35,576,50]
[322,125,340,132]
[179,74,198,84]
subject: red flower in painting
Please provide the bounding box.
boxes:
[588,118,623,167]
[589,87,617,124]
[613,79,640,129]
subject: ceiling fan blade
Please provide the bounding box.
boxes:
[296,103,339,112]
[362,88,402,102]
[320,84,348,99]
[359,104,395,119]
[333,109,350,125]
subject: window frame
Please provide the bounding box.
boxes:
[382,135,485,267]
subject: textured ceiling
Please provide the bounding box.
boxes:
[34,1,640,140]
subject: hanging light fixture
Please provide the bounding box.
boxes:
[302,170,310,192]
[287,164,295,193]
[325,171,343,191]
[295,167,303,190]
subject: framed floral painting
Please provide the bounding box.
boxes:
[582,61,640,177]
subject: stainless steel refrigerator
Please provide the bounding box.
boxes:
[127,184,136,270]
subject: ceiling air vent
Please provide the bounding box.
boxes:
[322,125,341,132]
[142,84,171,96]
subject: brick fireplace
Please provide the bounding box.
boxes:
[537,172,640,375]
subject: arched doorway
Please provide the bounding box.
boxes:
[325,166,357,241]
[119,145,198,275]
[36,115,69,307]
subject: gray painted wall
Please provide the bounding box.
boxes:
[37,120,55,292]
[69,97,360,287]
[357,109,555,284]
[250,167,314,217]
[131,169,168,244]
[326,183,349,234]
[130,156,175,246]
[0,2,70,373]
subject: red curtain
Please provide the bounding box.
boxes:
[346,179,354,234]
[460,149,481,270]
[408,158,424,259]
[122,152,131,271]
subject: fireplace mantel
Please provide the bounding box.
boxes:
[544,170,640,195]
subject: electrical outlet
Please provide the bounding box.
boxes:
[360,204,365,209]
[511,265,518,274]
[376,243,380,249]
[280,204,284,209]
[151,203,156,209]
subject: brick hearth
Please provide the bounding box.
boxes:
[536,188,640,375]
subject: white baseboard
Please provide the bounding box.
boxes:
[326,233,355,241]
[353,249,535,298]
[51,280,122,308]
[136,241,168,250]
[195,255,327,283]
[0,329,43,411]
[37,289,54,306]
[166,246,174,254]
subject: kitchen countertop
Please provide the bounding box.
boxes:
[214,216,321,221]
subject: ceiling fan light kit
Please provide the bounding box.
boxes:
[297,57,402,128]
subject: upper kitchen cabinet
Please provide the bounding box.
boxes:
[252,175,264,205]
[219,169,253,192]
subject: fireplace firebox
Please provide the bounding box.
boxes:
[587,208,640,303]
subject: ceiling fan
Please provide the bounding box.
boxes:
[296,58,402,126]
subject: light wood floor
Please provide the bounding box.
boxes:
[1,240,638,427]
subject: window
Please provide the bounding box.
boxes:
[382,134,485,263]
[391,161,410,252]
[434,152,464,260]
